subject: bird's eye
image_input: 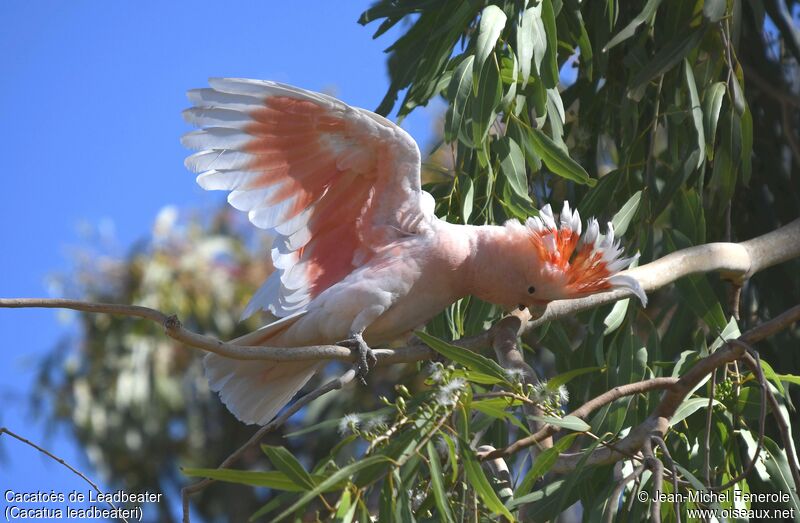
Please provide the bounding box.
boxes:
[528,286,536,294]
[518,304,525,311]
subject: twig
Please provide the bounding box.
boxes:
[0,427,126,522]
[546,304,800,473]
[652,434,682,523]
[708,344,767,492]
[479,377,678,461]
[643,439,663,522]
[704,368,717,486]
[0,298,434,364]
[487,304,800,469]
[743,350,800,495]
[180,367,358,523]
[604,464,645,523]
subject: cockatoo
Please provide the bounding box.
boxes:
[182,78,646,425]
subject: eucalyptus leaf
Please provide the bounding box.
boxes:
[475,5,507,78]
[528,127,596,185]
[604,0,663,52]
[461,442,516,520]
[445,56,475,142]
[518,2,546,83]
[497,136,531,201]
[703,81,726,159]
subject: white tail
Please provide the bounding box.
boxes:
[204,354,320,425]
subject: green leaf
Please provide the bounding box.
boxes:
[459,174,474,223]
[472,398,531,434]
[758,358,787,396]
[669,397,722,426]
[515,433,579,496]
[334,489,356,522]
[416,330,510,383]
[450,369,503,385]
[604,0,663,52]
[273,456,389,522]
[528,127,596,186]
[603,298,630,335]
[461,443,516,520]
[629,27,706,100]
[261,445,316,491]
[762,437,800,518]
[546,366,603,390]
[528,415,591,432]
[475,5,507,77]
[518,2,546,83]
[610,190,642,236]
[182,468,333,492]
[703,0,726,22]
[684,59,706,169]
[703,81,726,159]
[250,492,295,522]
[497,136,530,200]
[471,59,502,143]
[775,373,800,386]
[540,0,559,88]
[426,441,456,523]
[445,56,474,143]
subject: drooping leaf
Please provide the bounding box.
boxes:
[610,190,642,236]
[426,441,456,523]
[629,27,706,100]
[445,56,475,142]
[528,127,596,186]
[669,397,722,426]
[497,136,531,201]
[703,0,726,22]
[518,2,546,83]
[461,442,516,520]
[684,59,706,169]
[703,81,726,159]
[273,457,390,522]
[604,0,663,52]
[475,5,507,77]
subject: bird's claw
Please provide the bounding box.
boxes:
[338,333,377,386]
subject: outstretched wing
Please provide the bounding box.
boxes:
[182,79,433,318]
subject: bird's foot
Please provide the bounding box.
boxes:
[338,333,377,386]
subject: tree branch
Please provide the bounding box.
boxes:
[2,218,798,365]
[543,304,800,474]
[0,427,126,522]
[523,218,800,333]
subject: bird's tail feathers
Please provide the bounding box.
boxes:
[204,354,319,425]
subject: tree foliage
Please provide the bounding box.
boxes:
[31,1,800,521]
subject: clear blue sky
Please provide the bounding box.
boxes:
[0,2,439,520]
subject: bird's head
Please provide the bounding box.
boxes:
[483,201,646,313]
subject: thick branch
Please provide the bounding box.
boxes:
[0,298,434,364]
[2,218,798,364]
[524,218,800,332]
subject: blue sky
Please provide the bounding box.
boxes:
[0,2,440,520]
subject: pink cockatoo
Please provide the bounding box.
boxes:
[182,78,646,425]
